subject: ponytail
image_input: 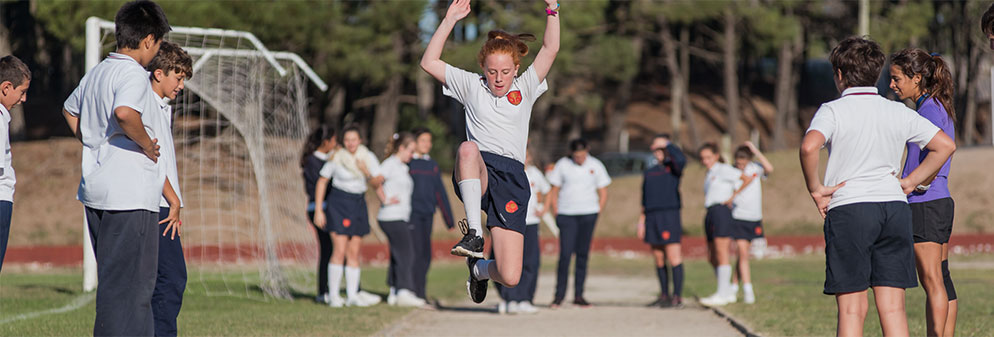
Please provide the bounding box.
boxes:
[478,30,535,68]
[891,48,956,122]
[928,54,956,122]
[384,132,416,158]
[300,124,336,168]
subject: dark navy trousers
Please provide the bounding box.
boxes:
[152,207,187,337]
[410,213,434,298]
[0,201,11,273]
[497,224,540,302]
[554,213,598,301]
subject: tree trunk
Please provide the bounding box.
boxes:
[323,85,345,126]
[772,41,792,150]
[0,14,25,141]
[659,19,683,143]
[723,7,740,144]
[416,69,434,119]
[370,34,405,157]
[603,37,641,152]
[680,26,700,149]
[963,45,982,145]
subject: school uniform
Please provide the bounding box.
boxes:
[408,154,454,299]
[147,94,186,337]
[902,97,956,245]
[703,163,740,241]
[548,156,612,301]
[303,150,334,297]
[731,162,766,240]
[642,144,686,246]
[378,155,417,293]
[319,149,380,237]
[443,64,547,235]
[63,52,167,336]
[0,104,15,273]
[807,86,940,295]
[497,165,550,303]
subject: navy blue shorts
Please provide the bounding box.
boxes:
[704,204,734,241]
[453,152,530,235]
[732,219,763,240]
[823,201,918,295]
[327,187,370,237]
[644,209,682,245]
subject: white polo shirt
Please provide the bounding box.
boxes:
[732,162,765,221]
[319,150,381,194]
[525,165,551,225]
[807,86,940,210]
[0,104,15,202]
[704,162,741,208]
[63,53,165,212]
[152,95,183,209]
[548,156,612,215]
[377,155,413,222]
[443,64,548,164]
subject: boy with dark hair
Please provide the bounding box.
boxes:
[61,1,170,335]
[982,3,994,50]
[0,55,30,273]
[800,36,956,336]
[145,40,191,337]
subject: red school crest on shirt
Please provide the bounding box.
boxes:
[505,200,519,214]
[507,90,523,105]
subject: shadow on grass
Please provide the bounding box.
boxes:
[16,284,76,295]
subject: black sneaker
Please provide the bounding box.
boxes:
[549,297,564,309]
[669,295,684,309]
[573,297,593,308]
[451,219,484,258]
[647,295,671,308]
[466,257,488,303]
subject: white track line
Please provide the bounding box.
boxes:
[0,292,95,325]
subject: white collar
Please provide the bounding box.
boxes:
[153,91,169,110]
[108,52,141,65]
[413,153,430,160]
[840,86,878,97]
[313,150,330,161]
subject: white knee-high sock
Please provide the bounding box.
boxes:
[329,264,344,298]
[345,266,361,300]
[458,179,483,237]
[717,265,732,296]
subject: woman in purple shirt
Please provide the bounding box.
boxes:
[889,48,958,337]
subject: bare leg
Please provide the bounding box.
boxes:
[330,233,348,265]
[736,239,752,285]
[664,244,683,266]
[914,242,947,336]
[345,236,362,268]
[488,227,524,287]
[873,286,909,337]
[652,246,665,268]
[836,290,869,337]
[454,141,488,196]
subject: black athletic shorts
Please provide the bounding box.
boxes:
[644,209,682,246]
[704,204,734,241]
[911,197,954,244]
[453,152,530,235]
[823,201,918,295]
[732,219,763,240]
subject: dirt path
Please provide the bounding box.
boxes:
[377,272,743,337]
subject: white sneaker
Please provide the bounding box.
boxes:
[497,301,508,314]
[730,283,739,296]
[744,289,756,304]
[699,293,731,307]
[358,290,382,305]
[724,290,737,304]
[328,295,345,308]
[507,301,520,314]
[395,289,427,307]
[516,301,539,314]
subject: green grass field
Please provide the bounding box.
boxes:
[3,254,993,336]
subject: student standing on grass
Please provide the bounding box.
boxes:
[547,138,612,308]
[379,132,427,307]
[408,127,455,301]
[0,55,30,274]
[313,126,384,307]
[890,48,958,337]
[61,2,170,335]
[300,125,337,304]
[728,141,773,305]
[698,142,744,307]
[144,41,191,337]
[637,134,686,309]
[420,0,559,304]
[800,36,955,337]
[496,149,549,314]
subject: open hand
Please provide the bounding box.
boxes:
[810,182,846,219]
[159,207,182,240]
[446,0,471,22]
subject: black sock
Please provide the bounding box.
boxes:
[942,260,957,301]
[672,264,685,297]
[656,265,669,297]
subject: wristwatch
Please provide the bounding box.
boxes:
[915,184,930,193]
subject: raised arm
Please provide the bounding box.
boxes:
[532,0,561,82]
[420,0,472,84]
[745,141,773,175]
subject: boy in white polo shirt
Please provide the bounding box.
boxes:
[61,2,170,335]
[800,36,955,337]
[0,55,30,274]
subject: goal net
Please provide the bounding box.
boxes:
[84,17,328,299]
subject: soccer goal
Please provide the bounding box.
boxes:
[83,17,327,299]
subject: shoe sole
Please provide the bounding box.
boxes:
[466,278,488,304]
[451,246,484,258]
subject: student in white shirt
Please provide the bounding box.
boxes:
[728,141,773,305]
[800,36,955,337]
[698,143,745,307]
[61,2,170,335]
[313,125,384,307]
[0,55,30,274]
[420,0,560,304]
[378,132,425,307]
[547,139,611,308]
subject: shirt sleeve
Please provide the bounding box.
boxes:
[319,161,337,179]
[0,125,8,171]
[723,165,743,183]
[113,70,151,114]
[806,104,836,146]
[442,64,480,105]
[594,160,612,188]
[905,111,941,150]
[365,152,383,177]
[536,170,552,194]
[547,160,565,187]
[518,65,549,99]
[63,83,84,117]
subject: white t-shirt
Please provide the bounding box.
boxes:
[319,150,381,194]
[377,155,413,222]
[548,156,612,215]
[525,165,552,225]
[704,162,741,208]
[63,53,166,212]
[442,64,548,164]
[732,162,765,221]
[0,104,15,202]
[807,87,940,210]
[152,96,183,209]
